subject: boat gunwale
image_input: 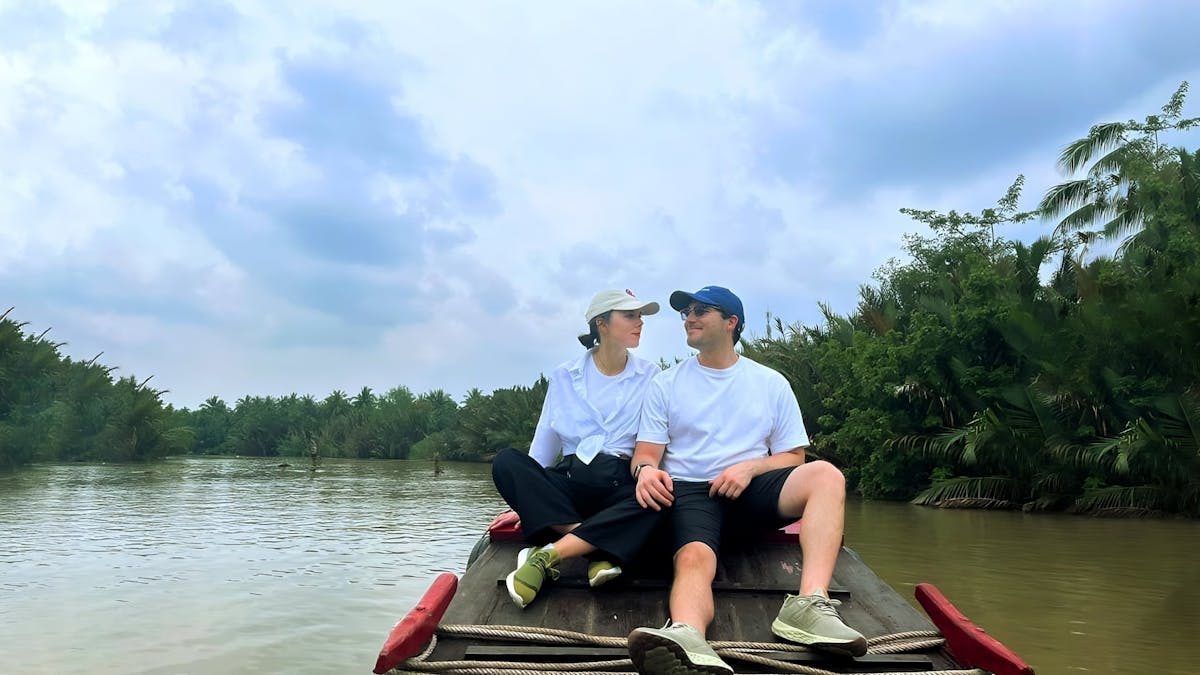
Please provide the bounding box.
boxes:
[375,511,1035,675]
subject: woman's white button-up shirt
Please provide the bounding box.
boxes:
[528,350,660,467]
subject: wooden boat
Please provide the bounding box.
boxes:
[375,511,1034,675]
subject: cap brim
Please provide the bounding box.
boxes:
[612,299,660,316]
[669,290,697,311]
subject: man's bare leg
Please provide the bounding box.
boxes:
[771,460,865,656]
[627,542,732,674]
[668,542,717,634]
[777,460,846,595]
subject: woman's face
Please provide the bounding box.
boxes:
[599,310,645,349]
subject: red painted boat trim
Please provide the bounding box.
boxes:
[762,518,803,543]
[486,510,523,541]
[373,573,459,674]
[915,583,1035,675]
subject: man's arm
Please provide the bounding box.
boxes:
[708,446,806,499]
[630,440,674,510]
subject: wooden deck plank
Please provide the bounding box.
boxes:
[427,538,958,671]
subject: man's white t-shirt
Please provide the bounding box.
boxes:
[637,355,810,481]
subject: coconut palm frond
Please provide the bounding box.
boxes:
[1040,179,1095,219]
[1105,207,1148,247]
[1048,438,1094,470]
[1151,393,1200,454]
[911,475,1016,508]
[1087,145,1131,179]
[889,427,969,462]
[1085,435,1126,474]
[1026,235,1061,269]
[1069,485,1172,516]
[1057,123,1127,174]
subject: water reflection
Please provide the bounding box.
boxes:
[1,459,1196,674]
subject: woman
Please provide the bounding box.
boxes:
[491,289,663,609]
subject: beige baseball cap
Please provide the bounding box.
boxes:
[584,289,660,322]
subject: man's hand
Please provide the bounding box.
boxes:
[709,461,757,499]
[636,468,674,510]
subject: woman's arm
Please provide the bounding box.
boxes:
[527,382,563,467]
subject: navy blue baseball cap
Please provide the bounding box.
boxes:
[670,285,745,339]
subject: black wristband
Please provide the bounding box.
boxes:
[633,463,655,479]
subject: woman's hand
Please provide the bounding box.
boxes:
[636,468,674,510]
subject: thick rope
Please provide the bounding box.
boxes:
[438,624,628,647]
[389,623,973,675]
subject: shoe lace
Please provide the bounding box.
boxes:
[808,596,843,617]
[531,553,561,581]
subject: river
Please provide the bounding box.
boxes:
[1,458,1196,674]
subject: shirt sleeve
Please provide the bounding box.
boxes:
[768,375,810,452]
[528,380,563,467]
[636,373,670,445]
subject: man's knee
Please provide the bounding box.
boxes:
[805,460,846,493]
[673,541,717,575]
[780,461,846,514]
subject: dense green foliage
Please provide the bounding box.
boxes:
[3,85,1197,517]
[0,328,547,467]
[0,310,191,469]
[744,84,1200,516]
[180,381,546,462]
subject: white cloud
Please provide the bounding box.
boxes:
[2,0,1199,407]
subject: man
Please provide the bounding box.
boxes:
[626,285,866,675]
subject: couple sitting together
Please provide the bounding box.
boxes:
[491,285,866,675]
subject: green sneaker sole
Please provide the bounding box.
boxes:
[769,619,867,657]
[504,569,533,609]
[627,630,732,675]
[588,565,622,588]
[505,547,537,609]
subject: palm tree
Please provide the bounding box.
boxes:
[322,390,350,420]
[1040,81,1199,248]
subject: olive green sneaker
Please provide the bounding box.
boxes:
[627,621,733,675]
[770,590,867,657]
[587,558,622,587]
[505,545,560,609]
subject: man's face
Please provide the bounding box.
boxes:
[680,302,732,351]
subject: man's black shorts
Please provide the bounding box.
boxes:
[667,466,798,555]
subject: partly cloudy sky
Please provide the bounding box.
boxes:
[3,0,1199,408]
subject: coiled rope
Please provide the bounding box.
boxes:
[386,623,987,675]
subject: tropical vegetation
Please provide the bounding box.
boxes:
[2,84,1196,516]
[743,83,1200,516]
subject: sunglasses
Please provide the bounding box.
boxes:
[679,304,721,320]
